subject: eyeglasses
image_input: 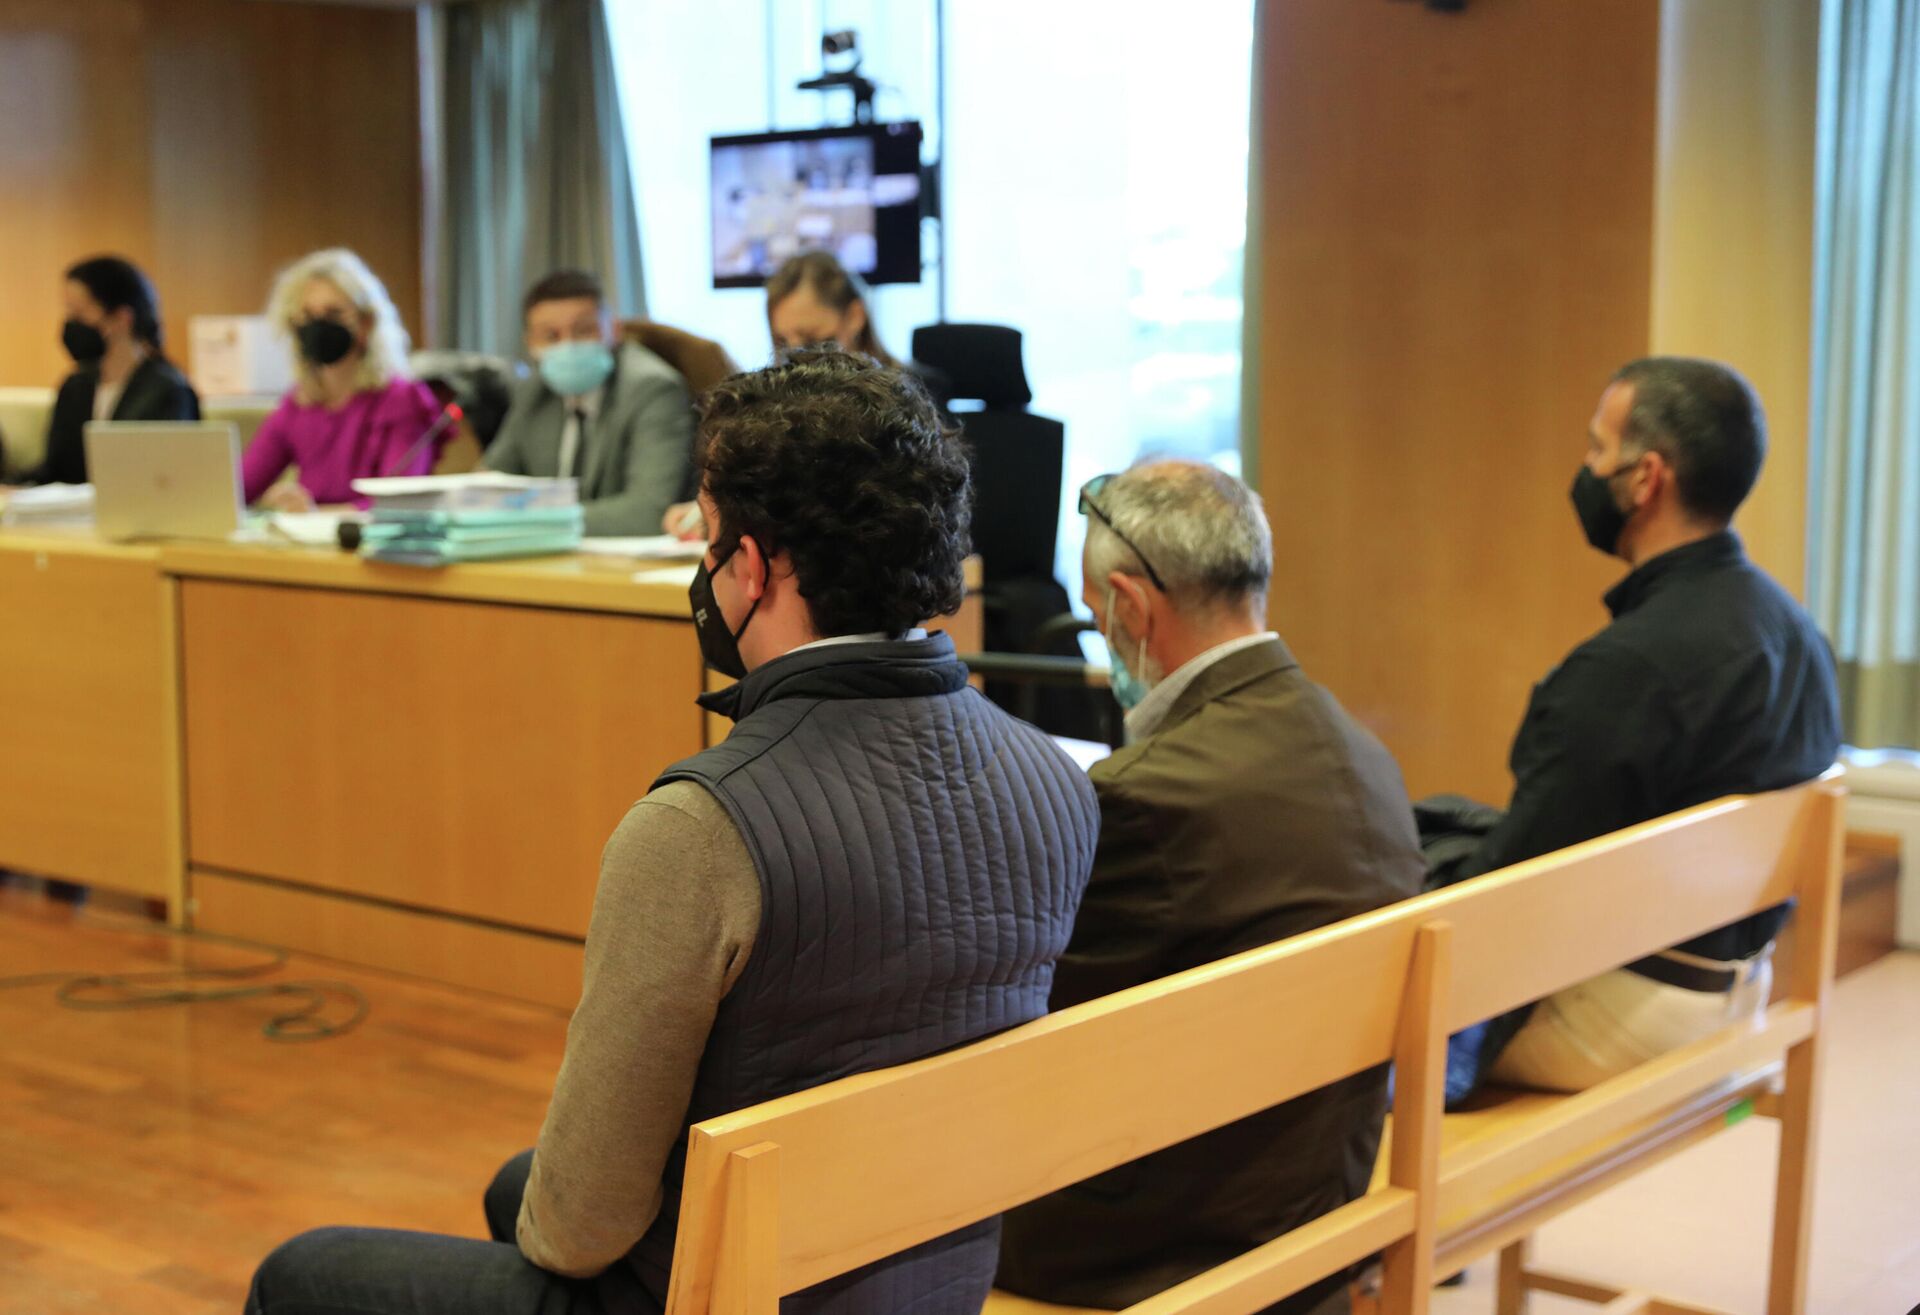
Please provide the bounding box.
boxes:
[1078,474,1167,592]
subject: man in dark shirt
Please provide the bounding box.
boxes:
[1455,357,1840,1096]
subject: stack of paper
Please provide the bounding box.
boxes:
[349,471,579,512]
[348,473,583,567]
[0,483,96,526]
[358,506,585,566]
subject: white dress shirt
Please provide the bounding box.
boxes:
[554,384,605,485]
[1123,631,1280,742]
[790,628,929,655]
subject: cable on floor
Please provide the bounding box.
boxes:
[0,914,369,1041]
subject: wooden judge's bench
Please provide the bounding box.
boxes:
[0,525,981,1006]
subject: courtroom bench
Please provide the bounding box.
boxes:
[652,778,1841,1315]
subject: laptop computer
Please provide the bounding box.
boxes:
[84,421,243,542]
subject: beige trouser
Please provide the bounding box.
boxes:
[1487,949,1773,1093]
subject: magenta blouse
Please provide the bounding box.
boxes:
[242,378,441,506]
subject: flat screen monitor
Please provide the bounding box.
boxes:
[710,121,924,288]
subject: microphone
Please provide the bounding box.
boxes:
[381,401,465,478]
[336,401,465,550]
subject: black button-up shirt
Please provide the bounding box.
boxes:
[1461,530,1841,960]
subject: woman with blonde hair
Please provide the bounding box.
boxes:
[243,248,440,510]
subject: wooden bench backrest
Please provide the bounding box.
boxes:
[663,779,1844,1315]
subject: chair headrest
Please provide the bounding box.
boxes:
[910,323,1032,409]
[622,319,743,398]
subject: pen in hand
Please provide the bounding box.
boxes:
[672,503,706,542]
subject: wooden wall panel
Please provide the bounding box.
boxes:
[0,0,157,381]
[0,0,421,389]
[1252,1,1661,802]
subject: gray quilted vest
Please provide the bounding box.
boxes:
[628,632,1098,1313]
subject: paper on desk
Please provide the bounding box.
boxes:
[351,471,564,498]
[229,512,358,546]
[268,511,359,545]
[631,564,700,585]
[577,535,707,561]
[0,483,96,524]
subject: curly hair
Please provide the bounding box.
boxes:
[697,346,972,638]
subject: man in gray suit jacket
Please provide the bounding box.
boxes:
[486,270,694,536]
[996,460,1426,1315]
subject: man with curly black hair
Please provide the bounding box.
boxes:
[246,348,1100,1315]
[688,344,975,649]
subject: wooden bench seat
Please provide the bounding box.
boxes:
[657,778,1842,1315]
[994,1067,1788,1315]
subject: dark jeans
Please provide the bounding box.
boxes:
[245,1150,659,1315]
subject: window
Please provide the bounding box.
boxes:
[942,0,1254,589]
[608,0,1254,592]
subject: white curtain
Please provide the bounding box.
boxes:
[1808,0,1920,748]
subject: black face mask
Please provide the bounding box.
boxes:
[296,318,357,367]
[61,318,106,365]
[688,544,762,679]
[1569,457,1643,556]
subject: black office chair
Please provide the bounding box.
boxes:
[911,324,1056,577]
[911,323,1109,741]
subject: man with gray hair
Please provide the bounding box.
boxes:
[995,459,1425,1315]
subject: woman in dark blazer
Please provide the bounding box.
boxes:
[20,256,201,485]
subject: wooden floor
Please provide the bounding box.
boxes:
[0,883,568,1314]
[0,881,1911,1314]
[1434,950,1920,1314]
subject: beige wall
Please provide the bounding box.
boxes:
[0,0,423,389]
[1651,0,1821,598]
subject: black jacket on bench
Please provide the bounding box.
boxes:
[995,637,1425,1314]
[1457,530,1841,961]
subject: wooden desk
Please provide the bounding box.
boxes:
[2,531,982,1005]
[0,528,182,909]
[163,542,984,1007]
[163,543,709,1005]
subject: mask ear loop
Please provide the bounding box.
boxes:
[718,537,768,645]
[1614,452,1649,508]
[1104,583,1153,690]
[731,584,763,644]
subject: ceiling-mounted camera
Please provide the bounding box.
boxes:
[798,28,879,123]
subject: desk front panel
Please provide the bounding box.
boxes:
[180,579,704,937]
[0,537,177,899]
